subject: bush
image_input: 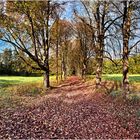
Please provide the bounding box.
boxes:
[109,90,122,98]
[126,94,140,104]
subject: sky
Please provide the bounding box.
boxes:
[0,41,11,52]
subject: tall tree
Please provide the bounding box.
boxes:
[51,19,72,80]
[73,21,93,79]
[113,0,140,93]
[74,0,123,87]
[122,1,133,93]
[0,1,65,88]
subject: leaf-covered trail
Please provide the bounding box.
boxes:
[0,76,140,139]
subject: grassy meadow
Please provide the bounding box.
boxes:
[87,74,140,83]
[0,74,140,109]
[0,76,43,88]
[104,74,140,83]
[1,74,140,88]
[0,76,56,109]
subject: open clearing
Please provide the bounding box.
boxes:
[1,74,140,88]
[0,76,140,139]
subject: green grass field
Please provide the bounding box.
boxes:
[0,76,42,88]
[0,76,57,88]
[104,74,140,83]
[87,74,140,83]
[1,74,140,89]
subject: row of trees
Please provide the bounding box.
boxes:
[1,48,140,76]
[0,0,140,93]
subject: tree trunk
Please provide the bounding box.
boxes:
[123,55,129,94]
[95,57,103,88]
[122,24,130,94]
[44,41,50,88]
[56,41,59,84]
[44,71,50,88]
[82,62,87,80]
[60,59,63,81]
[63,61,67,80]
[56,18,59,84]
[61,56,67,80]
[95,3,104,88]
[95,35,104,88]
[63,64,67,80]
[122,1,132,94]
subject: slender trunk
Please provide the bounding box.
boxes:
[82,62,87,80]
[61,55,67,80]
[56,40,59,84]
[44,39,50,88]
[56,18,59,84]
[63,61,67,80]
[60,60,63,81]
[63,65,66,80]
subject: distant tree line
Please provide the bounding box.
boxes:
[0,48,42,76]
[1,48,140,76]
[103,55,140,74]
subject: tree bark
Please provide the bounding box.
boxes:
[95,3,104,88]
[56,39,59,83]
[122,1,132,94]
[61,55,67,80]
[55,17,59,84]
[95,55,103,87]
[95,35,104,88]
[82,61,87,80]
[60,63,63,81]
[63,61,67,80]
[44,70,50,88]
[122,29,130,93]
[123,54,129,93]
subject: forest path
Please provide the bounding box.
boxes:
[0,76,140,139]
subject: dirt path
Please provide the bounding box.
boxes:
[0,76,140,139]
